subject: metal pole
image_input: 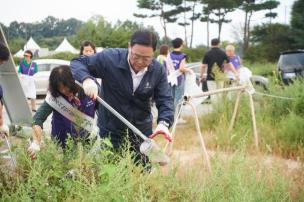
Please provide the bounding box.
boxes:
[188,101,212,173]
[190,85,246,99]
[3,135,17,167]
[164,101,184,155]
[228,90,242,132]
[248,92,259,149]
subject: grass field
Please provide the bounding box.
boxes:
[1,63,304,201]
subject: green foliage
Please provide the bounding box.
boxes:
[243,62,276,77]
[73,16,155,49]
[290,0,304,48]
[200,73,304,159]
[0,138,293,201]
[244,23,294,62]
[183,47,207,62]
[41,52,78,61]
[278,112,304,153]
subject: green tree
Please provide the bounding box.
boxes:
[245,23,293,62]
[134,0,183,44]
[290,0,304,48]
[202,0,242,41]
[263,0,280,24]
[241,0,264,51]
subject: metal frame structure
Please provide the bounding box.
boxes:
[164,85,259,173]
[0,25,32,125]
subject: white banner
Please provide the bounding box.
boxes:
[45,92,94,132]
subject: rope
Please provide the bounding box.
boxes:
[254,91,296,100]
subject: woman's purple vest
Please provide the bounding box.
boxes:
[19,60,37,76]
[51,94,96,146]
[170,52,186,86]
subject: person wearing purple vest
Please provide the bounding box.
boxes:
[225,44,241,80]
[18,50,38,112]
[169,38,193,120]
[28,65,97,159]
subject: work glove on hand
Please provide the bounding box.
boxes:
[83,78,98,100]
[0,124,9,137]
[28,141,40,160]
[150,123,172,142]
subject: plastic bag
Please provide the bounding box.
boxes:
[238,67,255,95]
[184,73,207,106]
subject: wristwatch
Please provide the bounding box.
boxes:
[159,120,170,128]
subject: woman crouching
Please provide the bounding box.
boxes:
[28,65,98,159]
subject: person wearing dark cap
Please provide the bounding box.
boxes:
[70,29,174,166]
[0,42,10,137]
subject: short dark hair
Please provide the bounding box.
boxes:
[80,41,96,56]
[24,50,33,59]
[172,38,183,49]
[49,65,79,97]
[159,44,169,55]
[211,38,220,46]
[0,42,9,62]
[130,29,157,51]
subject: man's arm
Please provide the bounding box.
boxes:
[226,62,239,79]
[70,53,104,82]
[179,59,193,74]
[200,64,207,81]
[154,66,174,127]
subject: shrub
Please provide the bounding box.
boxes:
[0,138,294,201]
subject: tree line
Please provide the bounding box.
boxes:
[0,0,303,62]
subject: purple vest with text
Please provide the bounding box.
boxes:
[170,52,186,86]
[19,61,37,76]
[51,94,96,146]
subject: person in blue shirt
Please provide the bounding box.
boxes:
[70,29,174,166]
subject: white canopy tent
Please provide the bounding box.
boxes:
[23,37,40,51]
[55,38,78,54]
[14,49,24,58]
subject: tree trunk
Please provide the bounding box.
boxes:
[190,2,197,48]
[207,14,210,48]
[218,9,222,41]
[243,10,248,51]
[247,11,253,50]
[160,2,168,44]
[183,3,188,46]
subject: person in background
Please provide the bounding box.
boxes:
[80,41,96,56]
[200,38,238,103]
[28,65,98,159]
[156,44,174,75]
[0,42,10,137]
[70,29,174,167]
[169,38,193,124]
[18,50,38,112]
[225,44,241,81]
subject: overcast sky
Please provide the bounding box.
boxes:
[0,0,296,46]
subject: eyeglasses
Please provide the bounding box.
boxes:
[129,50,153,64]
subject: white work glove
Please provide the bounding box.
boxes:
[0,124,9,137]
[150,123,172,142]
[28,141,40,160]
[83,78,98,99]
